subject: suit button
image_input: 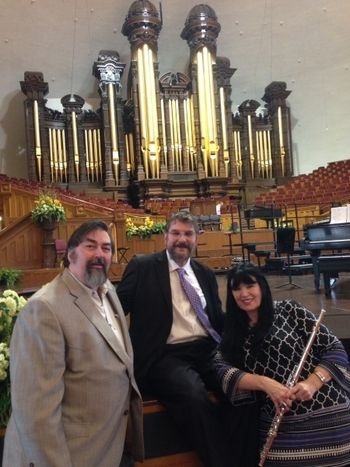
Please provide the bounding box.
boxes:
[123,409,129,416]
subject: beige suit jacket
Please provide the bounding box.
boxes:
[3,269,144,467]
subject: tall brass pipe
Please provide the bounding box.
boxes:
[33,100,42,180]
[108,82,119,167]
[48,129,54,181]
[160,98,167,167]
[62,129,67,181]
[84,130,90,182]
[196,50,208,176]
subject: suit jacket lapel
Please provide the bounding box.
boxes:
[62,270,132,369]
[155,251,172,313]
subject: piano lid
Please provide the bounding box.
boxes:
[303,222,350,250]
[244,205,283,220]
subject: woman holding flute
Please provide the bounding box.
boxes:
[215,262,350,467]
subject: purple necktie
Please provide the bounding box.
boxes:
[176,268,221,344]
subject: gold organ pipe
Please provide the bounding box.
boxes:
[219,87,228,150]
[160,98,167,168]
[190,96,196,169]
[62,129,67,181]
[148,46,158,142]
[267,130,272,178]
[233,130,242,179]
[204,47,218,175]
[33,100,42,180]
[168,100,175,170]
[137,47,149,178]
[52,129,58,182]
[48,129,54,181]
[72,111,79,156]
[169,100,175,167]
[175,99,182,170]
[278,106,284,148]
[196,50,208,176]
[129,134,135,169]
[184,99,190,168]
[171,100,178,169]
[84,130,90,182]
[220,86,229,176]
[256,131,261,176]
[87,130,95,182]
[92,130,99,180]
[143,44,154,141]
[72,111,80,181]
[57,129,63,182]
[176,99,182,169]
[145,45,159,177]
[263,131,269,178]
[173,99,180,170]
[247,115,255,177]
[108,83,119,166]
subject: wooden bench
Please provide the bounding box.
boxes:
[136,398,202,467]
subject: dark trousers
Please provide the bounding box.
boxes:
[141,338,235,467]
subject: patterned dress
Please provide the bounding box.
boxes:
[215,299,350,467]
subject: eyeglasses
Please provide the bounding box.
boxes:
[168,230,196,238]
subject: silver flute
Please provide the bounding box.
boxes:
[258,308,326,467]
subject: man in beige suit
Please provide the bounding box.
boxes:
[3,220,144,467]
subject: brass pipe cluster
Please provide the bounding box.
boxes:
[84,129,102,182]
[48,128,67,183]
[137,44,159,178]
[196,46,218,177]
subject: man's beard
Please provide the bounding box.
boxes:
[168,243,193,264]
[84,259,108,289]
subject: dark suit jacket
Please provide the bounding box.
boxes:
[117,250,224,385]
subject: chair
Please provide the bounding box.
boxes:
[209,214,222,231]
[117,247,130,263]
[275,227,301,288]
[55,239,67,267]
[198,214,210,230]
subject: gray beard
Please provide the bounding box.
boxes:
[84,268,107,289]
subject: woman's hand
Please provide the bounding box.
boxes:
[259,376,294,412]
[289,380,318,401]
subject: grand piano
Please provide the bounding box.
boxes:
[244,206,283,229]
[301,221,350,295]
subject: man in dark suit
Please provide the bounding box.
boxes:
[117,211,232,467]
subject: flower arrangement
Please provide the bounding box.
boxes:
[31,192,66,224]
[125,216,166,239]
[0,289,26,427]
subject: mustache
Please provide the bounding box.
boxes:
[87,258,107,272]
[174,242,190,249]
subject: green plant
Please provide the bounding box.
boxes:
[125,216,166,239]
[31,192,66,224]
[0,289,26,426]
[0,269,22,289]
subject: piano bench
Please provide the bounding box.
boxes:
[287,263,314,274]
[253,250,271,269]
[318,255,350,297]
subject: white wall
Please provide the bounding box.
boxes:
[1,0,349,178]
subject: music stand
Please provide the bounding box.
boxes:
[275,227,302,288]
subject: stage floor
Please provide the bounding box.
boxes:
[216,271,350,341]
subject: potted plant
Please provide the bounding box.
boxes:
[0,289,27,428]
[0,269,22,290]
[31,192,66,268]
[125,216,166,239]
[31,192,66,226]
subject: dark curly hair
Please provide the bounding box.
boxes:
[220,262,274,368]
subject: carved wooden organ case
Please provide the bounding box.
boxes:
[20,1,293,201]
